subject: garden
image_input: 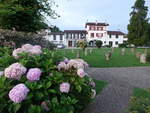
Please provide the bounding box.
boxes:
[0,44,107,113]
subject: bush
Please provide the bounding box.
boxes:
[129,88,150,113]
[119,42,128,48]
[77,40,88,50]
[0,44,96,113]
[146,53,150,62]
[95,40,103,48]
[0,29,56,49]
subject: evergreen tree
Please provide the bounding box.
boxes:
[145,23,150,46]
[127,0,149,46]
[0,0,58,32]
[50,26,61,32]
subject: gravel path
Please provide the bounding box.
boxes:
[83,67,150,113]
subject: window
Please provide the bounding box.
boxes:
[109,35,112,38]
[97,27,103,31]
[96,33,103,38]
[116,35,119,38]
[60,35,63,40]
[91,33,94,37]
[115,41,118,45]
[90,26,95,30]
[104,41,106,44]
[68,33,71,38]
[53,35,56,40]
[75,34,78,38]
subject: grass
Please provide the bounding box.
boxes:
[129,88,150,113]
[94,79,108,94]
[55,48,150,68]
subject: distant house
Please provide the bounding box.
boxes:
[64,30,86,47]
[44,32,64,45]
[44,22,128,48]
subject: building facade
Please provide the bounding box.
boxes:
[44,22,128,48]
[64,30,86,47]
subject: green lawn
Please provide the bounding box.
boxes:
[55,48,150,67]
[129,88,150,113]
[94,79,108,94]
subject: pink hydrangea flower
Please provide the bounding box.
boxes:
[67,59,88,69]
[60,82,70,93]
[12,44,42,58]
[22,44,33,51]
[9,84,29,103]
[63,58,69,64]
[77,68,86,78]
[27,68,42,81]
[33,45,42,50]
[4,63,27,80]
[29,48,42,55]
[91,89,96,99]
[12,48,24,59]
[57,62,68,70]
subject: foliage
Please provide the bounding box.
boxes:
[146,52,150,62]
[119,42,128,48]
[50,26,61,32]
[127,0,149,46]
[104,45,111,48]
[95,40,103,48]
[77,40,88,50]
[0,29,56,49]
[145,23,150,46]
[0,46,96,113]
[129,88,150,113]
[0,0,58,32]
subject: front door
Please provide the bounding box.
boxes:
[109,41,113,47]
[68,41,72,47]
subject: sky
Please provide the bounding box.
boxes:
[47,0,150,33]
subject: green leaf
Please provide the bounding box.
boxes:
[13,103,21,113]
[45,81,52,89]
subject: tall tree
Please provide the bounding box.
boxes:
[0,0,58,32]
[145,23,150,46]
[127,0,149,46]
[50,26,61,32]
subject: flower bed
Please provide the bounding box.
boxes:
[0,44,97,113]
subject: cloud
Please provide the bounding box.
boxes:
[47,0,150,33]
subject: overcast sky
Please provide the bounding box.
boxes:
[47,0,150,33]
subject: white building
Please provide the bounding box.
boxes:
[44,22,128,48]
[44,32,65,45]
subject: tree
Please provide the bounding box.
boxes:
[127,0,149,46]
[50,26,61,32]
[0,0,58,32]
[145,23,150,46]
[95,40,103,48]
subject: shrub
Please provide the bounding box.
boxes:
[146,53,150,62]
[104,45,111,48]
[95,40,103,48]
[129,88,150,113]
[0,44,96,113]
[0,29,56,49]
[77,40,88,50]
[119,42,128,48]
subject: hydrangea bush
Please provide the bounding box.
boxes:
[0,44,96,113]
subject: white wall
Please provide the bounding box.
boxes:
[44,34,66,46]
